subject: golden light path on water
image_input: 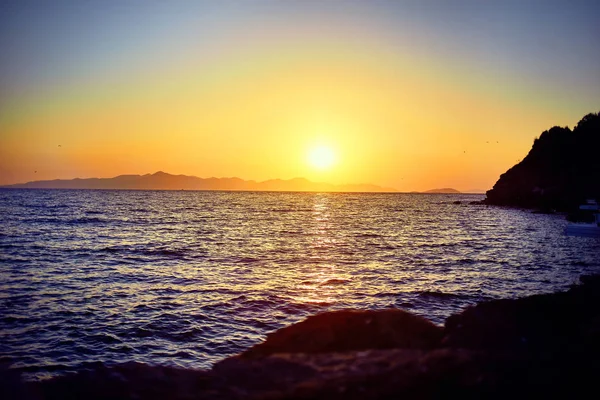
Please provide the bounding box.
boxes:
[294,194,346,305]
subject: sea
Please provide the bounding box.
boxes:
[1,189,599,380]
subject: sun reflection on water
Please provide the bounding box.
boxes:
[292,194,351,304]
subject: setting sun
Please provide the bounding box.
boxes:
[307,146,336,170]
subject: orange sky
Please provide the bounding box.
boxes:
[1,2,598,192]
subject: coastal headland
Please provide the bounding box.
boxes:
[484,112,599,211]
[7,275,600,399]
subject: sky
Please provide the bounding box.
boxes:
[1,0,599,192]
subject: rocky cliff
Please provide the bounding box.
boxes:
[5,275,600,399]
[485,112,600,210]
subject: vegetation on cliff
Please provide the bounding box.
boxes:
[485,112,600,210]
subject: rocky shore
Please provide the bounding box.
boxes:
[5,275,600,399]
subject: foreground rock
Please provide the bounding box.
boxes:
[444,275,600,353]
[239,309,443,358]
[6,276,600,399]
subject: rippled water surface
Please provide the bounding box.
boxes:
[1,189,599,379]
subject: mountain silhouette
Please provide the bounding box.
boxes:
[423,188,461,194]
[484,111,600,210]
[1,172,396,193]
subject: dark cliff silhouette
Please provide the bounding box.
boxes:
[485,112,600,210]
[1,171,396,193]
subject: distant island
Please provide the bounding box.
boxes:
[484,111,600,210]
[0,171,396,193]
[423,188,461,194]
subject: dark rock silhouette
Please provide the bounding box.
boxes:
[8,275,600,399]
[1,171,396,193]
[485,112,600,210]
[238,309,443,358]
[443,274,600,353]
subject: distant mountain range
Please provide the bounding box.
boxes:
[1,171,397,193]
[422,188,461,194]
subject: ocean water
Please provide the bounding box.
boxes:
[1,189,599,380]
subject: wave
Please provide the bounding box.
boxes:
[235,257,261,264]
[96,246,189,258]
[146,249,188,258]
[85,210,104,215]
[418,291,466,300]
[85,333,122,345]
[22,203,69,209]
[169,327,205,341]
[355,233,382,238]
[128,327,154,339]
[319,278,351,286]
[70,217,106,224]
[416,291,488,302]
[269,208,312,213]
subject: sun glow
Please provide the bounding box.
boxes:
[307,146,336,170]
